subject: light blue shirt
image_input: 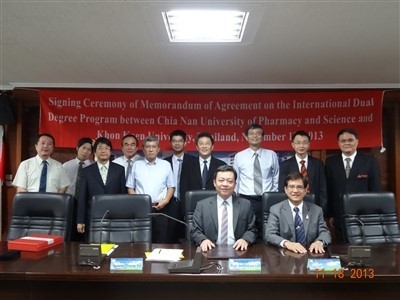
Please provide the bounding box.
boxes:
[126,157,175,203]
[233,147,279,195]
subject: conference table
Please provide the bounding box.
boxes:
[0,242,399,300]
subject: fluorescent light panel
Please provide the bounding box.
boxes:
[162,10,249,43]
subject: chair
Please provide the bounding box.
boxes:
[342,192,400,244]
[89,194,152,243]
[7,192,73,241]
[185,190,217,242]
[261,192,315,241]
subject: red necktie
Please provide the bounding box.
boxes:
[300,160,309,192]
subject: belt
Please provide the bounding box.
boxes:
[238,194,262,201]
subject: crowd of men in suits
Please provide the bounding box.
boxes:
[12,125,381,251]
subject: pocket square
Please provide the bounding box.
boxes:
[357,174,368,179]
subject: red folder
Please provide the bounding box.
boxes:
[8,234,63,252]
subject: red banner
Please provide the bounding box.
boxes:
[39,90,383,151]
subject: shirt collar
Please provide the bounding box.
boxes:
[217,194,233,206]
[342,151,357,162]
[288,200,304,214]
[295,155,308,164]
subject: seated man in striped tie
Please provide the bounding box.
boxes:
[265,172,331,254]
[191,165,257,252]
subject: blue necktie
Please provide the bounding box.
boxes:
[202,160,208,189]
[294,207,306,245]
[39,160,48,192]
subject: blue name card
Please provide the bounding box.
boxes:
[228,258,262,272]
[110,258,143,271]
[307,258,341,271]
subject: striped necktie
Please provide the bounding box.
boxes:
[220,201,228,244]
[294,207,306,245]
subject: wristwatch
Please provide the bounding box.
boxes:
[318,240,327,247]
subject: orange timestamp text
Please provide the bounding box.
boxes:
[315,268,375,279]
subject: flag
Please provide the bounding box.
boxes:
[0,125,5,181]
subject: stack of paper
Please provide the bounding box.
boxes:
[146,248,183,262]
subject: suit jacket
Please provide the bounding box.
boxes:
[77,162,127,224]
[191,195,257,245]
[265,200,331,247]
[325,152,381,226]
[164,153,197,202]
[278,155,327,216]
[180,155,226,197]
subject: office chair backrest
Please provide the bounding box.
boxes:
[185,190,217,242]
[7,192,73,241]
[342,192,400,244]
[89,194,152,243]
[261,192,315,242]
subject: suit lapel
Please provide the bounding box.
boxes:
[208,198,218,232]
[283,201,295,234]
[232,197,240,231]
[302,201,310,237]
[93,164,105,187]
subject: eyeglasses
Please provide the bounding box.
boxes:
[339,138,355,144]
[286,185,305,191]
[293,142,309,146]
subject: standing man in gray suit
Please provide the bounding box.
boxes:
[266,172,331,254]
[191,165,257,252]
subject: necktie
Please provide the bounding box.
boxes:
[100,165,107,184]
[126,159,132,179]
[220,201,228,244]
[74,161,84,199]
[294,207,306,245]
[345,157,351,178]
[39,160,48,192]
[300,160,309,192]
[176,158,183,199]
[253,153,262,195]
[202,160,208,189]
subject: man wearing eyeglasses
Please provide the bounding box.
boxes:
[265,172,331,254]
[325,128,381,243]
[278,130,327,217]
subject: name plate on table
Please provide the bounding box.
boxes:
[110,258,143,271]
[307,258,341,271]
[228,258,261,272]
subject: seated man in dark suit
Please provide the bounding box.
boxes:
[266,172,331,254]
[191,165,257,252]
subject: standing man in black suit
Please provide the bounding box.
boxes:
[325,128,381,243]
[77,137,127,241]
[164,130,196,243]
[278,130,327,216]
[191,165,257,252]
[180,132,226,195]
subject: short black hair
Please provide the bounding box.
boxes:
[213,165,237,181]
[170,130,187,141]
[93,137,113,152]
[337,128,359,140]
[121,134,139,146]
[284,172,308,188]
[37,133,55,146]
[245,123,264,136]
[195,132,214,145]
[77,137,93,152]
[291,130,310,141]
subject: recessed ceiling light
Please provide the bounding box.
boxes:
[162,10,249,43]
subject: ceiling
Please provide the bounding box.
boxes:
[1,0,399,90]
